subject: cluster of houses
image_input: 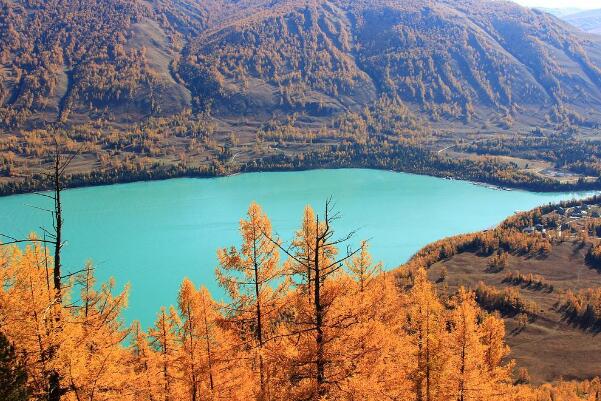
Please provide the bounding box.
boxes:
[522,224,546,235]
[521,204,598,235]
[556,204,595,219]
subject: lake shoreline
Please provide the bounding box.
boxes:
[3,143,601,197]
[2,163,601,198]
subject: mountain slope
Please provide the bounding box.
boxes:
[2,0,601,129]
[418,198,601,383]
[178,0,601,125]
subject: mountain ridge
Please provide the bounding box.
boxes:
[562,8,601,34]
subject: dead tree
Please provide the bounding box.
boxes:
[1,142,76,300]
[1,141,78,401]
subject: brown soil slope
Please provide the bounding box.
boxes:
[406,200,601,384]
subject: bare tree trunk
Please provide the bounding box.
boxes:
[53,154,62,304]
[252,229,266,398]
[201,301,215,393]
[314,214,325,399]
[49,149,64,401]
[1,142,73,401]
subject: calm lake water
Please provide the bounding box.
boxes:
[0,169,593,326]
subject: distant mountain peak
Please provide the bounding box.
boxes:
[535,7,584,17]
[560,8,601,34]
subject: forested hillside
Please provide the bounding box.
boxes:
[3,0,601,126]
[2,201,601,401]
[400,195,601,383]
[180,0,601,125]
[3,0,601,194]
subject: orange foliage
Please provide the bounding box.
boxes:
[0,203,597,401]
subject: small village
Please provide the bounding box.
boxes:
[522,202,601,237]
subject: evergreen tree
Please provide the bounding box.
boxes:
[0,332,28,401]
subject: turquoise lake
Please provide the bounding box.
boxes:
[0,169,594,327]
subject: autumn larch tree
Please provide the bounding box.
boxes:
[178,279,203,401]
[289,205,317,298]
[177,279,241,401]
[128,321,156,401]
[216,202,288,400]
[148,307,181,401]
[65,261,131,401]
[345,240,382,292]
[266,200,363,399]
[407,268,448,401]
